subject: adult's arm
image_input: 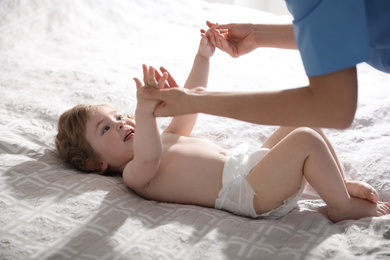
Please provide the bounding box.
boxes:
[142,67,357,129]
[206,21,297,57]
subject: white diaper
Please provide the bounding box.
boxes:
[215,145,307,219]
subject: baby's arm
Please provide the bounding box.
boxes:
[162,29,216,136]
[123,65,168,189]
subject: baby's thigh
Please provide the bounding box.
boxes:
[247,141,306,213]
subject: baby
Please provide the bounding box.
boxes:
[56,28,388,222]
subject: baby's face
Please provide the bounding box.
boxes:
[85,105,135,172]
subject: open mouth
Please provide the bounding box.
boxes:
[124,128,135,141]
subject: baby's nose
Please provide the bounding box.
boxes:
[117,121,126,129]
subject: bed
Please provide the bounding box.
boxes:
[1,0,390,259]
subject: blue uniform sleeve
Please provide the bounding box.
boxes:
[365,0,390,73]
[285,0,370,77]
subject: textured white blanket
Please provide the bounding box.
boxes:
[1,0,390,259]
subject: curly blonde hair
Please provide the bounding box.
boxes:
[55,104,103,174]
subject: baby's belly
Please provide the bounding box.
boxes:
[137,151,230,207]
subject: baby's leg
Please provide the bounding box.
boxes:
[262,127,379,203]
[263,127,344,173]
[345,180,379,203]
[311,129,379,203]
[308,129,379,203]
[248,127,388,222]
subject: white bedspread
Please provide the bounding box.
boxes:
[1,0,390,259]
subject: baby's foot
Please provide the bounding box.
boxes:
[328,197,389,223]
[345,180,379,203]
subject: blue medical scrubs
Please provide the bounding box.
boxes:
[285,0,390,76]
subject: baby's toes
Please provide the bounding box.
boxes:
[378,202,389,215]
[368,190,379,204]
[360,182,379,203]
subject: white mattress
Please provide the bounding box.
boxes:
[1,0,390,259]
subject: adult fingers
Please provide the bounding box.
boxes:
[206,20,214,28]
[210,29,234,56]
[141,87,165,100]
[211,29,225,49]
[206,20,230,30]
[155,68,170,89]
[207,29,218,48]
[154,102,169,117]
[160,67,179,88]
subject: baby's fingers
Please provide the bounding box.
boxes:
[142,64,158,87]
[133,77,143,89]
[157,72,169,89]
[147,66,158,87]
[142,64,149,83]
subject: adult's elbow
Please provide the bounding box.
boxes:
[309,67,358,129]
[310,89,356,129]
[330,85,357,129]
[311,86,357,129]
[334,107,355,129]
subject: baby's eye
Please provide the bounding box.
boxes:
[102,125,110,134]
[116,115,123,121]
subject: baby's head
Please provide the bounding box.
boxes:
[55,104,135,175]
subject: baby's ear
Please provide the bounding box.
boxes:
[99,161,108,172]
[85,158,108,172]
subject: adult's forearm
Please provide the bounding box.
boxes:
[188,85,354,129]
[149,67,357,129]
[188,89,312,126]
[254,24,297,50]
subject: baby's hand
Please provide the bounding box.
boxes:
[133,64,168,114]
[198,26,216,58]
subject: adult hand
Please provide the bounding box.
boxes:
[133,65,169,114]
[141,85,205,117]
[155,66,179,89]
[206,21,259,58]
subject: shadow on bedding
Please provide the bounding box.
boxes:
[3,150,390,259]
[0,149,342,259]
[2,149,138,258]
